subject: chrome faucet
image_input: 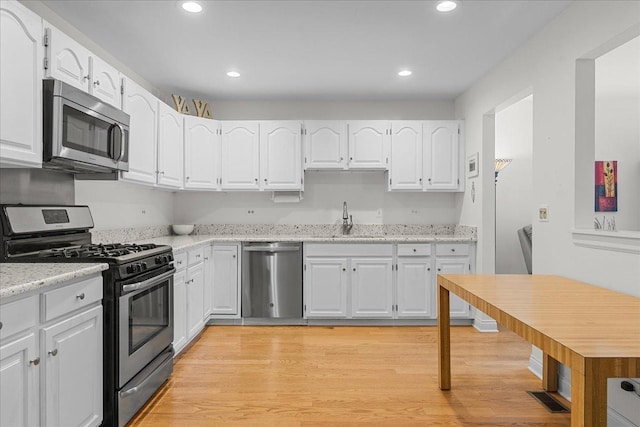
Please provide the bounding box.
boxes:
[342,201,353,234]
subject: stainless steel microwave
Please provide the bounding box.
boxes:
[43,79,130,174]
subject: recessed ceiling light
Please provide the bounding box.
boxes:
[436,0,458,13]
[398,70,413,77]
[226,71,240,78]
[182,1,202,13]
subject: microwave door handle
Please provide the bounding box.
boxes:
[115,123,126,161]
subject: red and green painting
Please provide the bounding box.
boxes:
[595,160,617,212]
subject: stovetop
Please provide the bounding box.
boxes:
[36,243,162,259]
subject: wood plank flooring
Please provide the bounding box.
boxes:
[130,326,571,426]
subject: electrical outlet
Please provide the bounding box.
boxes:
[376,209,383,218]
[410,209,419,215]
[538,206,549,222]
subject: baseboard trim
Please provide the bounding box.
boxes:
[473,317,498,333]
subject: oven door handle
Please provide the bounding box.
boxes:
[121,268,176,295]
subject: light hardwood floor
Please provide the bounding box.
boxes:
[130,326,571,426]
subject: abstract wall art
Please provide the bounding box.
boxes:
[595,160,617,212]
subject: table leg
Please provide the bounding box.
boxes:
[570,363,608,427]
[542,353,558,392]
[438,284,451,390]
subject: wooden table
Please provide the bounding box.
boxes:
[437,274,640,427]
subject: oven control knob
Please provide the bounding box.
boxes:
[168,254,173,261]
[155,256,162,265]
[127,265,135,274]
[141,262,148,270]
[134,263,141,273]
[163,255,169,263]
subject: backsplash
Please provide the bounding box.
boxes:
[92,225,172,244]
[0,169,74,205]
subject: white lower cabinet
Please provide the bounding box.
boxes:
[0,274,103,427]
[211,244,240,316]
[304,242,474,321]
[0,332,38,427]
[186,261,205,340]
[42,305,102,427]
[172,268,187,354]
[350,258,393,318]
[304,244,393,319]
[304,258,348,318]
[435,243,473,319]
[396,257,434,318]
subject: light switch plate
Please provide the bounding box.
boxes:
[538,205,549,222]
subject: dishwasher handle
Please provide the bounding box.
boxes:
[243,246,300,253]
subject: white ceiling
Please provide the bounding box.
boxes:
[42,0,570,101]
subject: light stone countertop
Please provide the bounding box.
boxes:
[138,233,476,252]
[0,263,108,301]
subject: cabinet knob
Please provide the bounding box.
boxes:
[204,257,209,260]
[419,178,422,182]
[413,248,417,252]
[30,357,40,366]
[342,268,346,271]
[428,178,432,182]
[340,157,344,161]
[437,268,441,272]
[352,268,356,272]
[232,254,236,258]
[350,157,353,161]
[451,248,455,252]
[427,268,431,271]
[264,178,267,182]
[186,176,190,181]
[48,349,58,357]
[83,74,90,81]
[76,293,85,300]
[255,178,258,182]
[93,80,100,86]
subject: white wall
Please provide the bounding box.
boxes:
[595,36,640,231]
[75,180,174,230]
[175,172,459,225]
[455,0,640,297]
[495,96,533,274]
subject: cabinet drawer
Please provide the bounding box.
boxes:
[435,244,469,256]
[0,295,38,340]
[397,244,431,257]
[188,246,204,266]
[43,275,102,322]
[173,251,187,271]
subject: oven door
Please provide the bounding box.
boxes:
[118,267,175,388]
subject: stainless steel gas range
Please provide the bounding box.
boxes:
[0,204,175,427]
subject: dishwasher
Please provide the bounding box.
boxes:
[242,242,303,319]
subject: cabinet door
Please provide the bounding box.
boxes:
[42,305,102,427]
[303,121,348,170]
[184,116,220,190]
[157,102,184,189]
[172,269,187,354]
[0,1,43,167]
[348,121,389,169]
[0,333,38,427]
[186,263,205,339]
[121,78,158,185]
[89,55,121,108]
[45,25,90,92]
[424,121,460,190]
[203,245,213,317]
[260,121,302,190]
[221,121,260,190]
[350,258,393,318]
[389,121,423,190]
[397,257,433,318]
[304,258,348,318]
[435,258,471,318]
[212,245,239,315]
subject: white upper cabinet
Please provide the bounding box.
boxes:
[156,102,183,189]
[0,0,43,167]
[260,121,303,190]
[89,55,121,108]
[184,116,221,190]
[348,121,389,169]
[221,121,260,190]
[423,121,461,191]
[303,121,348,170]
[121,77,158,185]
[44,24,121,108]
[389,121,423,190]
